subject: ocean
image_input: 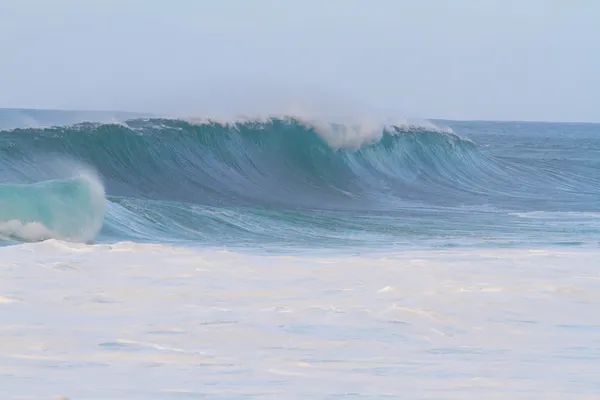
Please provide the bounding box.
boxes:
[0,109,599,399]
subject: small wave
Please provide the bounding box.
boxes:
[510,211,600,219]
[0,170,107,243]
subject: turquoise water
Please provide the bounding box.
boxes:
[1,116,599,250]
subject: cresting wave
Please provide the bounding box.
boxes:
[1,117,482,208]
[1,116,598,245]
[0,171,106,242]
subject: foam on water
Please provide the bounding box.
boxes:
[1,241,599,398]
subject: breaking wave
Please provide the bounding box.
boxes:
[1,116,598,246]
[0,172,106,242]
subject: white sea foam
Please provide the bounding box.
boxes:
[0,220,55,242]
[1,242,598,398]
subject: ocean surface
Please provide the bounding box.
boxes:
[0,109,599,399]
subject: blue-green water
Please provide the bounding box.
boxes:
[2,110,600,399]
[1,113,599,250]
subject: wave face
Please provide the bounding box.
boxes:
[1,116,600,248]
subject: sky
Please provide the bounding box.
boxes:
[0,0,599,122]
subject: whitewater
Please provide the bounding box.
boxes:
[1,109,599,399]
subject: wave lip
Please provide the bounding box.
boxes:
[0,172,107,243]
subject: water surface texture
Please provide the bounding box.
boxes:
[0,111,599,399]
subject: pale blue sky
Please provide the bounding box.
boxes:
[1,0,599,122]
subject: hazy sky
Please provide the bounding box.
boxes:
[1,0,599,122]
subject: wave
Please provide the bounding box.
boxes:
[0,172,106,242]
[1,116,598,245]
[1,117,484,207]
